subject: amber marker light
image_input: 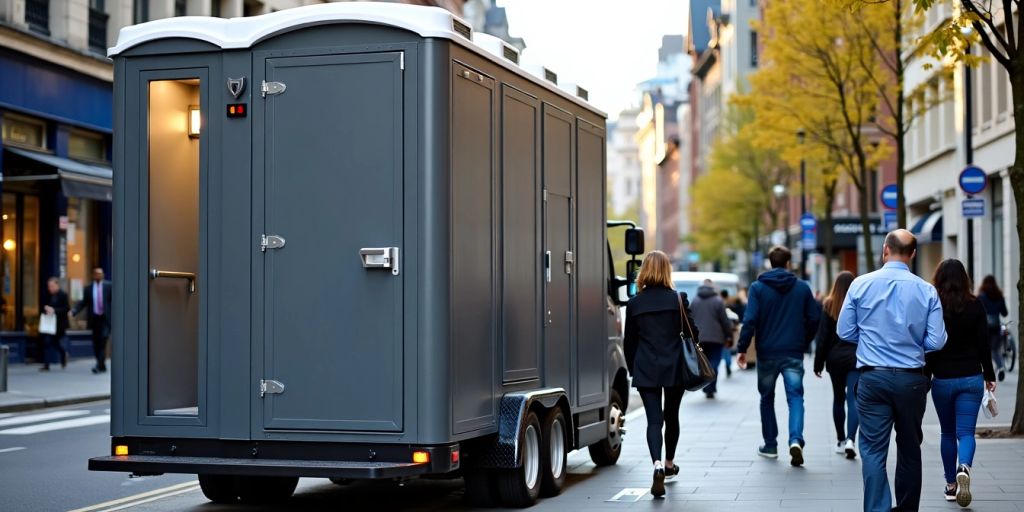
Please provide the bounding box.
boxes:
[412,451,430,464]
[114,445,129,456]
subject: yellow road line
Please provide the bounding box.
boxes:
[67,481,200,512]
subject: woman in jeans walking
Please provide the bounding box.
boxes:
[813,271,859,459]
[927,259,997,507]
[978,275,1009,381]
[624,250,699,498]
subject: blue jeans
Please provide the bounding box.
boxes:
[829,369,860,442]
[857,370,929,512]
[931,375,984,483]
[756,357,805,448]
[700,343,724,394]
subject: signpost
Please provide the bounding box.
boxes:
[880,184,899,210]
[883,211,898,231]
[959,166,988,195]
[800,213,816,251]
[962,198,986,218]
[959,165,987,280]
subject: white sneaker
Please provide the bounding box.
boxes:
[835,441,844,454]
[844,439,856,459]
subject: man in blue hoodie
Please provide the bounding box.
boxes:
[737,246,821,466]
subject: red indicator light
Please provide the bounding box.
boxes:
[226,103,247,118]
[451,449,460,464]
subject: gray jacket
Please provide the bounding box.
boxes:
[690,285,733,344]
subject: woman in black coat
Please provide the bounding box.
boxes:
[40,277,70,371]
[623,250,699,498]
[813,271,859,459]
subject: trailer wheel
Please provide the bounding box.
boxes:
[496,411,542,507]
[540,408,568,497]
[588,389,624,466]
[235,476,299,504]
[198,474,239,504]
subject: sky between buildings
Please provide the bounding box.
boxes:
[499,0,690,119]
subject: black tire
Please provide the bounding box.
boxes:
[496,411,543,507]
[463,468,499,507]
[235,476,299,504]
[329,477,353,486]
[1006,337,1017,372]
[198,474,239,504]
[588,389,624,467]
[540,408,568,497]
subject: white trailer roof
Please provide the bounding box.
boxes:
[108,2,604,117]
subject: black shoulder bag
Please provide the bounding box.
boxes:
[677,293,716,391]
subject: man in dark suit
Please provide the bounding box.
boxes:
[71,267,112,373]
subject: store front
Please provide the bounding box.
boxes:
[0,48,113,363]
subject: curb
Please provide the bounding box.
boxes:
[0,394,110,413]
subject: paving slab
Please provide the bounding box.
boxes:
[0,359,109,412]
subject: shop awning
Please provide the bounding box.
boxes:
[2,147,112,201]
[910,210,943,243]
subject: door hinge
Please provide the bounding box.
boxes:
[260,379,285,397]
[261,234,286,252]
[400,52,405,70]
[261,80,287,98]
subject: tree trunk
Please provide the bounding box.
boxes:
[1008,68,1024,435]
[894,0,908,228]
[856,149,876,271]
[824,183,837,287]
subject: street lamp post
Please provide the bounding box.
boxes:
[797,129,807,280]
[773,183,789,249]
[963,38,976,281]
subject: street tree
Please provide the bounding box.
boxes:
[747,0,891,271]
[899,0,1024,435]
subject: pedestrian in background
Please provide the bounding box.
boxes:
[813,271,859,459]
[978,274,1009,382]
[838,229,947,512]
[71,267,112,374]
[927,260,997,507]
[691,279,734,399]
[720,289,738,378]
[40,277,70,371]
[737,246,821,466]
[623,250,700,498]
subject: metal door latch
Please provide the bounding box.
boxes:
[261,234,285,252]
[544,251,552,282]
[360,247,400,276]
[564,251,574,275]
[260,379,285,397]
[260,80,286,97]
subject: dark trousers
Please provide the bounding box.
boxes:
[700,343,724,394]
[637,386,685,463]
[91,319,108,370]
[856,370,929,512]
[41,334,67,367]
[829,369,860,442]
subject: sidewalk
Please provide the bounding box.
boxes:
[0,359,110,412]
[540,357,1024,511]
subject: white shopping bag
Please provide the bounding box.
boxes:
[39,313,57,335]
[981,389,999,419]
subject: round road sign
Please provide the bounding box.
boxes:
[880,184,898,210]
[959,166,987,196]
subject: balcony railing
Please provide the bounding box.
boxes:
[88,8,109,53]
[26,0,50,35]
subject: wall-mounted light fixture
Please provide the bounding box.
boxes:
[188,105,201,138]
[3,239,15,251]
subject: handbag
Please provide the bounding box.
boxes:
[39,313,57,335]
[677,294,716,391]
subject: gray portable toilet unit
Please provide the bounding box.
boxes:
[89,3,635,507]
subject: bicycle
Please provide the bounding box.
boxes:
[1001,321,1017,373]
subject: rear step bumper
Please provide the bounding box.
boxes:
[89,455,430,479]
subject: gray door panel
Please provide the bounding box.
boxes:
[542,105,574,398]
[575,121,607,406]
[259,52,404,432]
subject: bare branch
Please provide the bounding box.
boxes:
[962,0,1012,54]
[1004,0,1017,52]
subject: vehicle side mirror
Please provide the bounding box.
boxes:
[626,259,641,298]
[624,228,644,256]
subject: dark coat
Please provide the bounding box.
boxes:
[690,285,733,345]
[73,280,112,337]
[43,290,71,337]
[624,286,700,388]
[925,299,997,381]
[813,313,857,374]
[737,269,821,360]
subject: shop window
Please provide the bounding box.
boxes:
[20,197,39,334]
[0,193,40,333]
[25,0,50,35]
[1,114,47,150]
[69,130,107,162]
[1,194,17,331]
[66,198,95,331]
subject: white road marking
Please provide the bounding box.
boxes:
[69,481,201,512]
[607,487,647,502]
[100,486,202,512]
[0,414,109,435]
[0,446,26,453]
[0,410,89,427]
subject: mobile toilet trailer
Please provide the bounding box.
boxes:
[89,3,634,507]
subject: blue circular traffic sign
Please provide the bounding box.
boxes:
[800,213,816,231]
[959,166,987,195]
[880,184,899,210]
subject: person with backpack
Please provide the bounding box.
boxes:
[691,280,734,399]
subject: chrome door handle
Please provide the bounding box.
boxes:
[150,269,196,293]
[360,247,400,276]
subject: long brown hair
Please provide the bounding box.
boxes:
[933,259,975,314]
[636,250,674,292]
[823,271,855,320]
[979,274,1004,302]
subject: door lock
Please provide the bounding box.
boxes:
[360,247,400,276]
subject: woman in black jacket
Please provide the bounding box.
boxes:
[813,271,858,459]
[623,250,699,498]
[978,275,1009,381]
[40,277,70,371]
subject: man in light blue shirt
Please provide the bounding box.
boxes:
[838,229,947,512]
